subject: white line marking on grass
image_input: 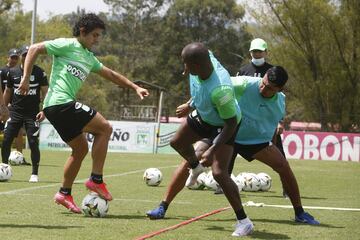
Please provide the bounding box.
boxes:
[113,198,192,205]
[0,184,60,195]
[0,165,178,195]
[9,193,48,197]
[243,201,360,212]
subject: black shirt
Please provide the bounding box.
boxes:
[0,65,11,91]
[238,62,273,78]
[7,65,48,114]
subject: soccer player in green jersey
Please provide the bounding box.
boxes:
[17,13,149,213]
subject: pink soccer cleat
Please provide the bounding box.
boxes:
[54,192,81,214]
[85,179,113,201]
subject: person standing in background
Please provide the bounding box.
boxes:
[2,45,48,182]
[0,48,28,164]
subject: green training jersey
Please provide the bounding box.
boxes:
[43,38,103,108]
[231,76,285,144]
[189,52,241,126]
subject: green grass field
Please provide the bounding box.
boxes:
[0,150,359,240]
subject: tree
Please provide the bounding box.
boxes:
[93,0,251,118]
[0,0,19,15]
[154,0,251,111]
[246,0,360,132]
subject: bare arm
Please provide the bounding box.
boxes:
[3,87,12,106]
[208,116,238,152]
[200,116,238,165]
[40,85,48,102]
[0,87,9,122]
[35,85,48,122]
[18,43,47,95]
[175,98,193,118]
[97,66,149,100]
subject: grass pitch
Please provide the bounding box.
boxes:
[0,150,359,239]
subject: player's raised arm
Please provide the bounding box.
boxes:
[97,66,149,100]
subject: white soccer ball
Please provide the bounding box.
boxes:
[0,163,12,181]
[257,172,272,191]
[187,172,206,190]
[8,151,24,165]
[234,173,246,192]
[204,171,219,191]
[143,168,163,186]
[81,192,109,217]
[197,172,209,186]
[243,173,261,192]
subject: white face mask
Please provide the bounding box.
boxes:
[251,58,265,66]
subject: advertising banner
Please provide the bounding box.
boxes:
[40,121,360,162]
[282,131,360,162]
[40,120,155,153]
[156,123,180,154]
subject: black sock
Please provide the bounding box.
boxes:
[160,201,169,211]
[59,187,71,195]
[32,162,39,175]
[235,208,247,220]
[189,161,199,169]
[294,206,304,216]
[90,173,103,184]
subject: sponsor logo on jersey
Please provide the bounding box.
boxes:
[67,64,86,81]
[219,93,233,106]
[14,88,37,95]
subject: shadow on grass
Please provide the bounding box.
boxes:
[0,223,83,229]
[205,225,290,239]
[40,164,62,168]
[253,218,343,228]
[250,230,290,239]
[100,214,191,221]
[200,217,342,229]
[242,193,327,200]
[102,214,152,220]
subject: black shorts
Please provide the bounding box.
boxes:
[43,101,97,142]
[4,111,38,140]
[233,142,271,161]
[186,110,238,145]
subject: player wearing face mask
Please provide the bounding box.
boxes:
[237,38,273,78]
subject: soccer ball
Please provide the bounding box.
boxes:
[81,192,109,217]
[8,151,24,165]
[257,172,272,191]
[143,168,163,186]
[204,171,219,191]
[186,172,206,190]
[0,163,12,181]
[197,172,209,186]
[242,173,261,192]
[234,173,246,192]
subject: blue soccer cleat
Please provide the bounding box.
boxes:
[295,212,320,225]
[146,205,166,220]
